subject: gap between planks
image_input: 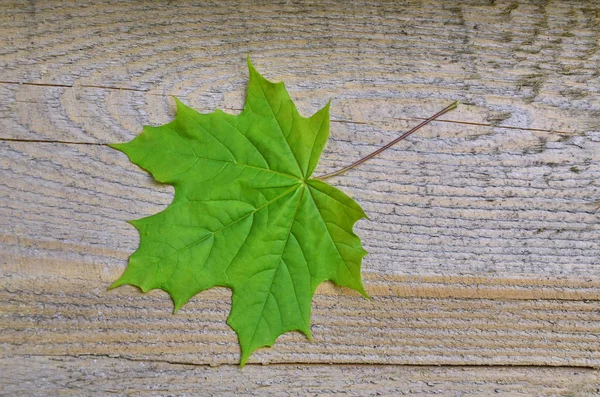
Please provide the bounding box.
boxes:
[8,353,600,370]
[2,356,599,396]
[0,80,580,137]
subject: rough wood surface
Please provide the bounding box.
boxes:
[2,130,599,278]
[2,357,599,397]
[1,0,600,394]
[3,271,600,367]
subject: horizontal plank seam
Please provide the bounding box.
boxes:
[4,268,600,288]
[0,82,577,136]
[0,137,108,146]
[219,107,578,135]
[9,354,600,370]
[4,286,600,302]
[6,293,600,303]
[4,272,600,297]
[0,80,148,93]
[390,117,577,135]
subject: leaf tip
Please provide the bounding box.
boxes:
[108,142,127,152]
[107,278,125,291]
[358,285,370,300]
[305,329,314,342]
[172,96,188,114]
[318,99,332,117]
[246,55,256,74]
[246,56,272,85]
[357,208,369,222]
[172,296,187,315]
[239,351,250,368]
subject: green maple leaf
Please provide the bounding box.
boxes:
[109,59,369,366]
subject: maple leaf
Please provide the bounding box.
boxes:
[110,59,369,366]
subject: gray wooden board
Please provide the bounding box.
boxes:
[1,356,599,396]
[1,0,600,394]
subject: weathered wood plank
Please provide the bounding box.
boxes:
[2,273,600,366]
[1,0,599,373]
[1,139,599,365]
[2,356,599,397]
[5,82,578,142]
[2,134,598,278]
[1,0,599,143]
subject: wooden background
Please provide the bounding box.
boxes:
[1,0,599,395]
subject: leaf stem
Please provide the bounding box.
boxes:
[314,101,458,180]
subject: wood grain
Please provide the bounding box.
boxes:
[1,0,600,393]
[2,134,599,279]
[2,356,599,397]
[2,271,600,367]
[2,0,600,142]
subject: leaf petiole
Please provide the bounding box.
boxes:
[314,101,458,180]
